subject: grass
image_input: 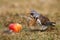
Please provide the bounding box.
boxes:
[0,0,60,40]
[0,13,60,40]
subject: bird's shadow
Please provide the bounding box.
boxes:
[29,29,48,32]
[29,26,57,32]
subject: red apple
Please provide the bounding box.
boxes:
[9,23,22,32]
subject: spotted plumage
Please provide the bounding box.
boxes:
[30,10,56,31]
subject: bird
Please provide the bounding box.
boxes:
[30,10,56,31]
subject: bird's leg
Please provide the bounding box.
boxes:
[40,25,48,31]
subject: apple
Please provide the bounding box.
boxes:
[9,23,22,32]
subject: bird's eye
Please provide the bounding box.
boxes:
[30,13,34,16]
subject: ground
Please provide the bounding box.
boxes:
[0,0,60,40]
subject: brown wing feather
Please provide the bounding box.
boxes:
[39,15,50,25]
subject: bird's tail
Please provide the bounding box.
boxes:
[50,22,56,26]
[46,21,56,26]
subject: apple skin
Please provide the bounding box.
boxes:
[9,23,22,32]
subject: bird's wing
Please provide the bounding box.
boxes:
[37,19,41,25]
